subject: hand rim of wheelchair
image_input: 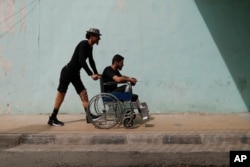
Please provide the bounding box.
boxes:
[87,93,124,129]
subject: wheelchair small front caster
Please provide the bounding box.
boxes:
[123,118,135,128]
[124,110,136,119]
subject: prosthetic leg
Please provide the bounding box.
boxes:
[79,89,99,123]
[79,89,89,111]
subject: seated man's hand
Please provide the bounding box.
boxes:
[130,77,137,86]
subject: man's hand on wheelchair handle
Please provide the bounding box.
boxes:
[91,74,101,80]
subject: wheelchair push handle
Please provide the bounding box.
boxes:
[91,74,102,80]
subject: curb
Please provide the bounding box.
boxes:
[0,134,21,148]
[1,132,250,147]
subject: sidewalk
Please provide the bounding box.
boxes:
[1,112,250,146]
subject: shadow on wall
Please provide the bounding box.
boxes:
[195,0,250,111]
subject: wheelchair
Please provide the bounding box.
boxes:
[87,78,149,129]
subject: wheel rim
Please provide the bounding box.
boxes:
[88,93,123,129]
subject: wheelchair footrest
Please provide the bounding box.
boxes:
[140,102,149,120]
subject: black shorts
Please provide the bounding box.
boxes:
[57,66,85,94]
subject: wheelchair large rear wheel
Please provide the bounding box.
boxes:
[87,93,123,129]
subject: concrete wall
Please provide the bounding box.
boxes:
[0,0,249,114]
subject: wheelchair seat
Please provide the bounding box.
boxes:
[110,92,132,102]
[100,78,132,102]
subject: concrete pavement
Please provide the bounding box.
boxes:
[1,113,250,145]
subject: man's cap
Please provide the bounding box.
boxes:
[86,28,102,36]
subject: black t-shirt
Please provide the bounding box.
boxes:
[66,40,98,75]
[102,66,122,92]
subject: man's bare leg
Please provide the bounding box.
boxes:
[48,91,66,126]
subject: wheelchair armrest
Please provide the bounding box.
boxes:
[106,82,132,91]
[103,81,131,86]
[117,82,132,92]
[103,82,117,86]
[100,78,133,93]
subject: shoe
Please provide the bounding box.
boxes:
[48,117,64,126]
[86,114,101,123]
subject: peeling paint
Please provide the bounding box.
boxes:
[117,0,125,11]
[19,0,27,32]
[0,0,15,34]
[0,0,29,37]
[0,46,12,76]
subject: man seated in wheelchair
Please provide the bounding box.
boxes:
[102,54,149,120]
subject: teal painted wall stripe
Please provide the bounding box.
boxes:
[0,0,249,114]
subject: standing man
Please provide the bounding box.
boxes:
[48,28,101,126]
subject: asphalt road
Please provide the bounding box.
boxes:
[0,144,243,167]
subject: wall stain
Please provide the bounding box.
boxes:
[6,103,12,114]
[0,0,38,39]
[237,77,248,92]
[117,0,125,11]
[0,0,15,34]
[0,47,12,76]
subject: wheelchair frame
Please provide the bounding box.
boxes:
[86,78,149,129]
